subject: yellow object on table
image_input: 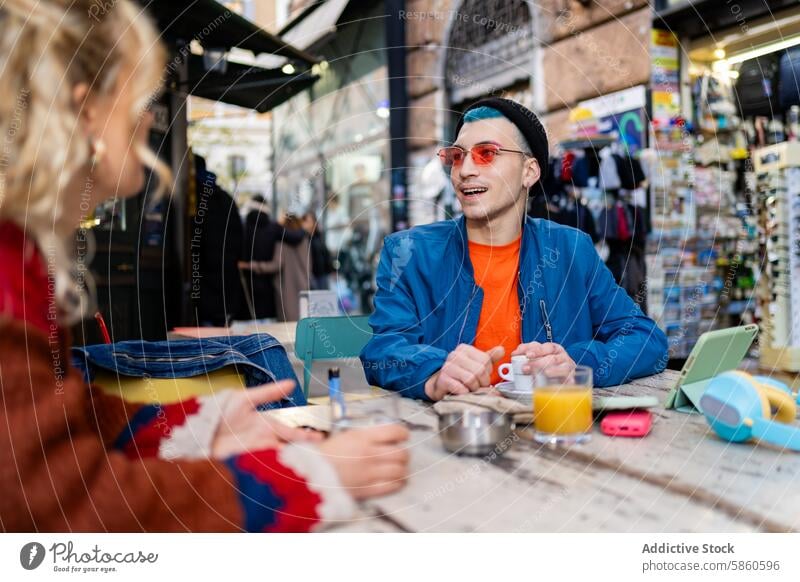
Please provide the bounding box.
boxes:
[93,368,246,404]
[533,386,593,435]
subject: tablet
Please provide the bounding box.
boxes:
[664,324,759,413]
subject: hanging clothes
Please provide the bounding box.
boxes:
[631,186,648,208]
[597,203,616,241]
[571,153,590,187]
[539,157,565,202]
[561,151,575,182]
[598,146,622,191]
[597,197,648,311]
[557,196,599,243]
[616,201,631,240]
[631,155,647,185]
[613,153,647,190]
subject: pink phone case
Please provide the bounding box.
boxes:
[600,410,652,437]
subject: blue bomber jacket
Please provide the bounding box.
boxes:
[360,216,668,399]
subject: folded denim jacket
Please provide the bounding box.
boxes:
[72,333,305,409]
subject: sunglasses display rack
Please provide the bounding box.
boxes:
[754,143,800,371]
[647,129,760,361]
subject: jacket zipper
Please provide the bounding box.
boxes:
[539,299,553,343]
[518,268,527,317]
[457,285,479,344]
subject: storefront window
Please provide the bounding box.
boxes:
[445,0,534,107]
[271,2,389,313]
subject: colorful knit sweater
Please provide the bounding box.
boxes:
[0,221,355,532]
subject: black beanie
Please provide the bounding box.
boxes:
[454,97,549,179]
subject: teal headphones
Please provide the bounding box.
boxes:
[699,371,800,451]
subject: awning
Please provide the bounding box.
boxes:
[144,0,318,66]
[279,0,351,51]
[687,9,800,61]
[184,54,318,113]
[655,0,799,40]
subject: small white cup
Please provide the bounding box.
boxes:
[498,355,533,392]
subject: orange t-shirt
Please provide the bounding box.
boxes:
[468,236,522,385]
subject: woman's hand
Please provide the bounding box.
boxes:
[211,380,322,458]
[318,424,411,499]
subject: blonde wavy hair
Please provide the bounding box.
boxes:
[0,0,171,322]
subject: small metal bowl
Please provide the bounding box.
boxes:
[438,410,514,456]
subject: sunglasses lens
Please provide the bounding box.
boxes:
[439,144,502,167]
[473,144,499,165]
[438,147,464,167]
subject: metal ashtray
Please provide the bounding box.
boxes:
[438,410,514,456]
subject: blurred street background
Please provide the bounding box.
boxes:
[80,0,800,377]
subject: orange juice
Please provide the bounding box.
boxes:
[533,385,593,435]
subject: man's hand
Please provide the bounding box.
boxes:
[424,344,505,401]
[211,380,322,458]
[513,342,576,376]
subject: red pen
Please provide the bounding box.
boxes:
[94,312,111,344]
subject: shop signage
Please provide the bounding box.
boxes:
[574,86,647,120]
[569,86,648,152]
[651,29,681,125]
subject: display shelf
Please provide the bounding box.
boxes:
[755,149,800,371]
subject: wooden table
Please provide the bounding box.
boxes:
[270,370,800,533]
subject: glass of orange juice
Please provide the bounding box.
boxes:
[533,366,593,445]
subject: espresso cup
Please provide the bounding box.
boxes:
[498,355,533,392]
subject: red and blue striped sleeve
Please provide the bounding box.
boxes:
[223,444,357,532]
[103,391,234,461]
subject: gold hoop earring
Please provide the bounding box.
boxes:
[90,137,107,166]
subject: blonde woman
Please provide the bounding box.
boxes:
[0,0,408,532]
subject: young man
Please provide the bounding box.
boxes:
[360,98,668,401]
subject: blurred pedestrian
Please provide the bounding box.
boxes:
[323,192,349,262]
[240,195,305,319]
[303,211,334,290]
[338,223,374,313]
[247,214,310,322]
[192,155,243,326]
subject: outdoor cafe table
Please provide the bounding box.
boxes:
[266,369,800,533]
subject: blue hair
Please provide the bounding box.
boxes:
[462,106,505,123]
[461,106,532,155]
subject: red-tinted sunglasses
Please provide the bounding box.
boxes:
[437,143,528,168]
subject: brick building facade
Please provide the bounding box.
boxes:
[404,0,652,222]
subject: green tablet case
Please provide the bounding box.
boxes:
[664,325,759,414]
